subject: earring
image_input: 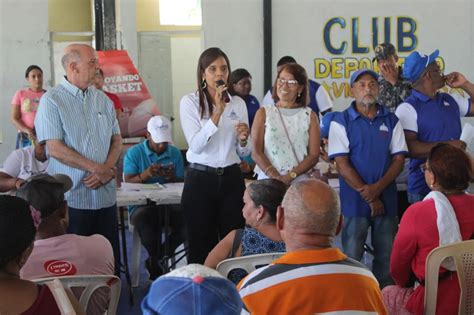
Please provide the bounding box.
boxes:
[201,79,207,89]
[297,92,301,98]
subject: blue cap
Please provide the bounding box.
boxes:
[320,112,338,139]
[141,264,243,315]
[350,69,379,86]
[403,50,439,83]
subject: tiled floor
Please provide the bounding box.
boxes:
[117,228,150,315]
[116,230,187,315]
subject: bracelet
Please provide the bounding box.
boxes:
[239,140,248,147]
[264,165,275,175]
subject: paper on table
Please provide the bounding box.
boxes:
[120,182,163,191]
[460,123,473,144]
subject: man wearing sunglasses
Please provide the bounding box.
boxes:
[395,50,474,203]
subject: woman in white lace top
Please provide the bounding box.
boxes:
[252,63,320,184]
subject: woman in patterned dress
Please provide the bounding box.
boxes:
[251,63,320,184]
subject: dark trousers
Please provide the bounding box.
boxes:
[181,166,246,264]
[68,205,120,276]
[130,204,184,261]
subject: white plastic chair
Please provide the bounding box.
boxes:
[216,252,284,279]
[424,239,474,315]
[34,275,121,315]
[44,278,77,315]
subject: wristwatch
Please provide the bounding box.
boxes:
[289,171,298,179]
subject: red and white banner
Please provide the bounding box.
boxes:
[97,50,160,138]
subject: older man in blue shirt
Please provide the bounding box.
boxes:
[123,116,184,279]
[35,44,123,275]
[328,69,408,288]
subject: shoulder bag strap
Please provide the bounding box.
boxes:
[276,106,300,164]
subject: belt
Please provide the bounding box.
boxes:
[189,163,238,176]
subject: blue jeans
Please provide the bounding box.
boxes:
[342,216,398,288]
[68,204,120,275]
[15,132,32,149]
[407,191,427,204]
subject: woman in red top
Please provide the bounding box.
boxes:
[382,143,474,315]
[0,195,84,315]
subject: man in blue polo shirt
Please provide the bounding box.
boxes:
[328,69,407,288]
[395,50,474,203]
[123,115,185,279]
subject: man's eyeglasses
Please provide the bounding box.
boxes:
[426,62,443,77]
[277,78,298,87]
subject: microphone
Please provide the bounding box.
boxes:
[216,80,231,103]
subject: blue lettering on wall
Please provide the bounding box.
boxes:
[397,17,417,52]
[352,18,369,53]
[324,17,347,55]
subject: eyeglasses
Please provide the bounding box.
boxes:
[420,163,430,172]
[425,62,443,77]
[277,78,298,87]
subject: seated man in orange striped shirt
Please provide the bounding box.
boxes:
[238,179,387,315]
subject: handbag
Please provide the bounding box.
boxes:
[276,107,327,183]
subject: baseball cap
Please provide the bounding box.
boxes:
[403,50,440,83]
[16,173,73,219]
[373,43,396,61]
[147,116,173,144]
[350,69,379,86]
[320,112,338,139]
[141,264,243,315]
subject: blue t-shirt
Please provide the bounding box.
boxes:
[123,140,184,215]
[395,90,470,195]
[241,94,260,128]
[328,103,408,217]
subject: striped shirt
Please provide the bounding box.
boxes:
[35,77,120,209]
[238,248,387,315]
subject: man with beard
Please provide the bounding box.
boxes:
[395,50,474,203]
[328,69,407,288]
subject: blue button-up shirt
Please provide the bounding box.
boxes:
[35,77,120,209]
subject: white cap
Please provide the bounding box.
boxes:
[147,116,173,144]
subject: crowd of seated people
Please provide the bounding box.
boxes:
[0,195,85,315]
[1,39,473,315]
[17,174,114,315]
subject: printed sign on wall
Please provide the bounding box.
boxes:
[97,50,160,138]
